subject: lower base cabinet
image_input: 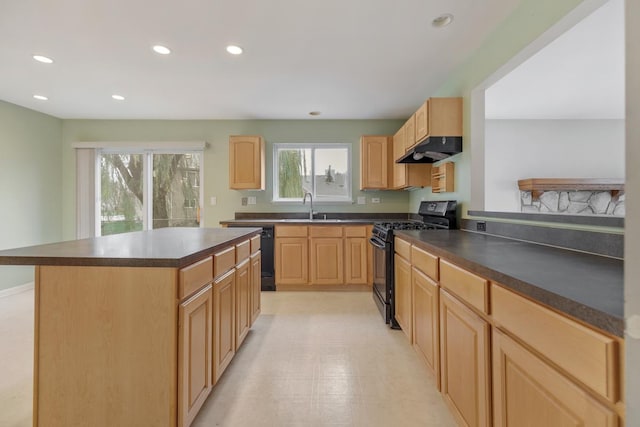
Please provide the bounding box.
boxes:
[213,269,236,384]
[394,254,412,341]
[178,285,213,427]
[412,267,440,386]
[492,329,618,427]
[250,251,261,325]
[235,259,251,349]
[439,289,491,427]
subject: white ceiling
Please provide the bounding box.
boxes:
[0,0,520,120]
[485,0,625,120]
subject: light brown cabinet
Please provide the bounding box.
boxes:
[394,253,413,342]
[235,259,251,349]
[213,269,235,384]
[178,285,213,427]
[250,251,261,325]
[275,225,372,287]
[415,100,429,142]
[412,267,440,385]
[360,135,392,189]
[229,135,265,190]
[392,124,431,189]
[431,162,455,193]
[275,226,309,285]
[344,226,368,285]
[310,226,344,285]
[492,329,617,427]
[404,113,416,151]
[439,288,491,427]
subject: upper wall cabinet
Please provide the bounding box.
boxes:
[411,97,463,152]
[229,135,265,190]
[360,135,392,190]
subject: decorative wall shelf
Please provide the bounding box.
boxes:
[431,162,455,193]
[517,178,624,200]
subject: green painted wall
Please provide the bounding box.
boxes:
[0,101,62,291]
[408,0,584,216]
[61,119,407,239]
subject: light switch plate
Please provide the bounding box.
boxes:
[241,197,248,206]
[210,196,217,206]
[371,197,380,204]
[357,196,366,204]
[248,196,256,205]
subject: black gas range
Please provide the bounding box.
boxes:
[370,200,457,327]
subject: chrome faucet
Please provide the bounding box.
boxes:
[302,192,314,220]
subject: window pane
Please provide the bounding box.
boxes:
[100,154,144,235]
[152,153,201,229]
[314,148,349,198]
[277,148,312,199]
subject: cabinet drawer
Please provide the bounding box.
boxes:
[395,237,411,260]
[250,235,260,253]
[179,256,213,300]
[439,260,488,314]
[411,246,438,281]
[310,226,343,238]
[236,240,250,263]
[214,246,236,278]
[491,284,618,402]
[276,225,308,237]
[344,226,368,238]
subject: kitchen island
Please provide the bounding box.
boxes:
[0,227,262,427]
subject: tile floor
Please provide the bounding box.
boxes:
[0,289,456,427]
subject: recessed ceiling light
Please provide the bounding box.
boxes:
[432,13,454,28]
[112,94,125,101]
[226,45,243,55]
[33,94,48,101]
[152,45,171,55]
[33,55,54,64]
[309,111,321,116]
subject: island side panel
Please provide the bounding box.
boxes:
[34,265,178,427]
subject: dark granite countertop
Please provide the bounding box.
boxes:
[395,230,624,337]
[0,227,261,269]
[221,218,383,226]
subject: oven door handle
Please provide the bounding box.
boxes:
[369,237,386,249]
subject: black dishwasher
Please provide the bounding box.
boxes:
[227,225,275,291]
[259,226,275,291]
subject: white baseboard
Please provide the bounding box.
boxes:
[0,282,34,298]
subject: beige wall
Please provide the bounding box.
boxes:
[625,0,639,421]
[60,119,407,239]
[0,101,62,291]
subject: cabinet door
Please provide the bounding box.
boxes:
[493,329,618,427]
[310,237,344,285]
[415,100,429,141]
[235,259,251,349]
[392,126,407,188]
[229,135,264,190]
[345,237,368,285]
[360,136,390,189]
[179,285,213,427]
[412,267,439,386]
[250,251,261,326]
[405,114,416,151]
[394,253,412,341]
[439,289,490,427]
[275,237,308,284]
[213,270,235,383]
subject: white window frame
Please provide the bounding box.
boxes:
[272,143,352,203]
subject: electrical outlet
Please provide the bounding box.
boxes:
[241,197,248,206]
[210,196,217,206]
[371,197,380,204]
[476,221,487,232]
[357,196,366,205]
[248,196,256,205]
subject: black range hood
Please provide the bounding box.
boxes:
[396,136,463,163]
